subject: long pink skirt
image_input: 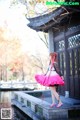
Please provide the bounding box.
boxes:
[35,74,64,86]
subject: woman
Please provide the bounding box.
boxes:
[35,52,64,108]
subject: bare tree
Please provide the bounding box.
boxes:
[31,55,44,73]
[37,32,49,48]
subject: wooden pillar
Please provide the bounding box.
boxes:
[48,29,55,53]
[64,28,70,97]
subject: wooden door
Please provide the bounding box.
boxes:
[67,33,80,99]
[55,33,80,99]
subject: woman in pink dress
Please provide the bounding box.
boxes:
[35,52,64,108]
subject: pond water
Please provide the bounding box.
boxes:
[0,91,32,120]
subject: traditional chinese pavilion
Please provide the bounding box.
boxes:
[27,3,80,100]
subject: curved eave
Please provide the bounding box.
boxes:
[27,7,67,32]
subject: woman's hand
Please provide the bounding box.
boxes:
[61,76,64,80]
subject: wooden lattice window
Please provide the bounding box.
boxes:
[68,34,80,48]
[55,40,65,51]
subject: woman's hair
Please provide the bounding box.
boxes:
[49,52,58,64]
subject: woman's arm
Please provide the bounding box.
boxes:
[44,61,51,75]
[44,67,49,75]
[53,62,63,77]
[54,63,64,80]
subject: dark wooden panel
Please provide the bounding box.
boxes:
[57,52,65,95]
[69,77,75,98]
[74,77,80,99]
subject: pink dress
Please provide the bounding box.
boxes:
[35,64,64,86]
